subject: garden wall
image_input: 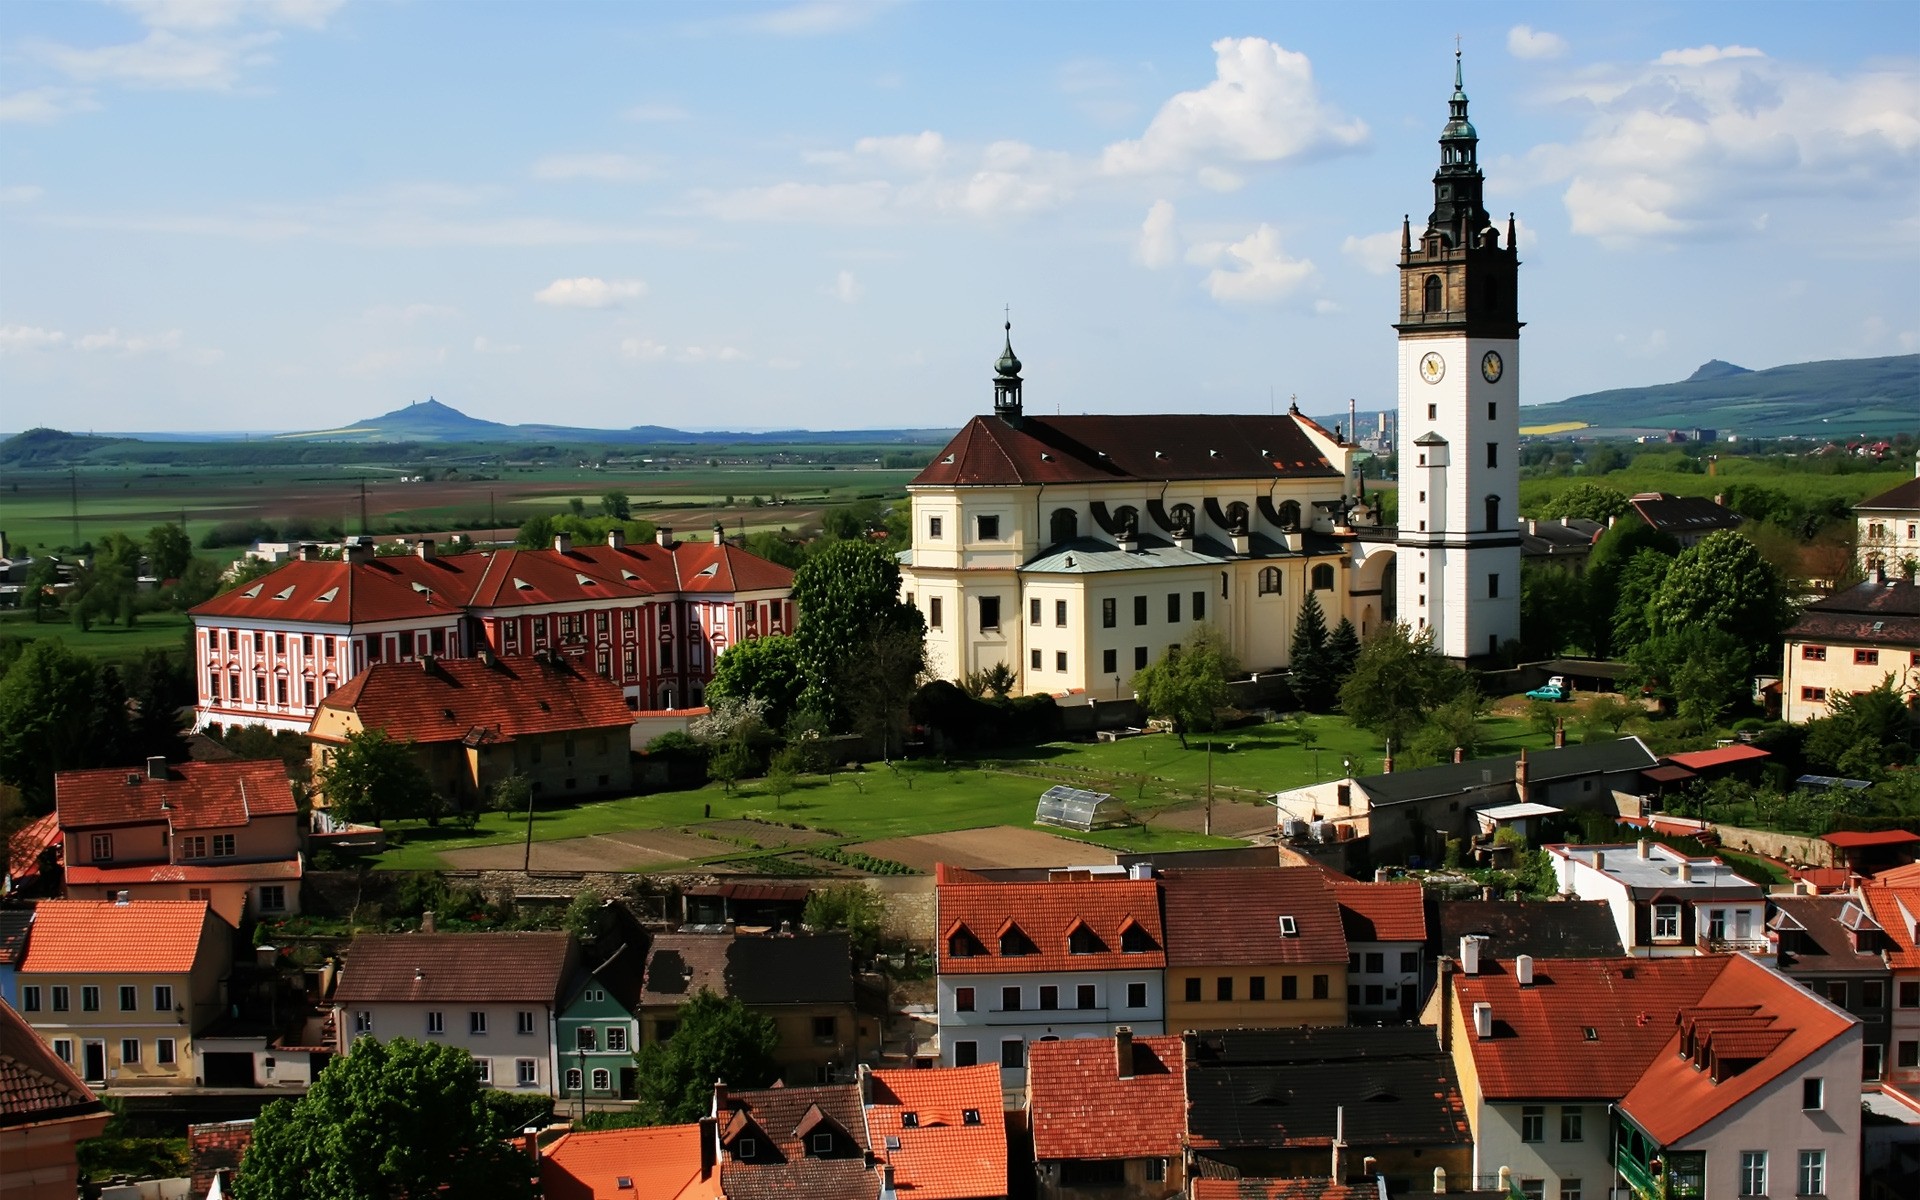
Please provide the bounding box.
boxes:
[1707,822,1835,868]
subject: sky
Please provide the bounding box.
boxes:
[1,1,1916,434]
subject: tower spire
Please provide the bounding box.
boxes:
[992,315,1023,422]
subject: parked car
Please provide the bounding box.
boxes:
[1525,675,1570,701]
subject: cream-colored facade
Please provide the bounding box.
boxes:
[1856,458,1920,575]
[1780,575,1920,724]
[1162,964,1346,1032]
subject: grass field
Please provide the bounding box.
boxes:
[1518,454,1910,517]
[0,609,191,662]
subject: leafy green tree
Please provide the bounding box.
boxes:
[1337,623,1472,751]
[1324,618,1361,691]
[1803,678,1914,778]
[840,620,928,762]
[633,991,780,1124]
[741,530,806,569]
[1609,550,1672,654]
[23,557,60,622]
[1628,626,1749,733]
[1646,530,1790,668]
[146,523,194,580]
[804,883,885,963]
[1407,692,1490,766]
[706,739,755,795]
[564,888,611,944]
[314,728,433,825]
[1287,593,1336,711]
[1520,563,1589,659]
[790,539,925,729]
[0,639,126,808]
[233,1038,535,1200]
[708,634,806,730]
[1132,624,1239,749]
[1583,515,1679,656]
[516,514,557,549]
[1534,483,1630,523]
[600,491,631,521]
[169,556,228,609]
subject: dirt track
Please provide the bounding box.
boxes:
[851,826,1114,872]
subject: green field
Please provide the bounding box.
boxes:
[1518,454,1908,517]
[0,610,192,662]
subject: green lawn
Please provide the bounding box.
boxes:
[0,609,192,662]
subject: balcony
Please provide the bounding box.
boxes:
[1616,1145,1704,1200]
[1698,934,1770,955]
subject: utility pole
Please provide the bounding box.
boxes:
[1204,734,1214,838]
[359,478,368,535]
[69,468,79,546]
[523,783,537,874]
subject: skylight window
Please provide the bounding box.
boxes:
[901,1112,919,1128]
[1278,915,1298,937]
[1583,1027,1599,1041]
[962,1108,981,1125]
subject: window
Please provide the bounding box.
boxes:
[1216,976,1234,1002]
[1898,1040,1918,1069]
[1185,977,1201,1002]
[1147,1158,1168,1183]
[1488,573,1500,599]
[119,985,137,1012]
[979,596,1000,632]
[1055,651,1067,672]
[474,1058,491,1083]
[1364,952,1384,974]
[517,1011,535,1035]
[1312,974,1329,999]
[1797,1150,1824,1196]
[90,833,113,862]
[427,1011,445,1035]
[812,1015,836,1042]
[976,515,1000,541]
[1134,646,1148,669]
[1127,982,1147,1008]
[1259,566,1282,595]
[51,987,69,1012]
[1311,563,1335,590]
[1030,648,1042,671]
[1103,648,1117,674]
[592,1068,610,1092]
[212,834,235,857]
[52,1038,71,1064]
[1030,597,1042,626]
[1559,1181,1581,1200]
[82,987,100,1012]
[1400,951,1419,973]
[1520,1105,1545,1142]
[1826,981,1847,1007]
[1192,590,1206,621]
[565,1068,583,1093]
[1167,593,1181,622]
[955,986,975,1012]
[1706,910,1727,941]
[1802,1077,1823,1110]
[470,1011,489,1035]
[605,1026,627,1052]
[259,885,286,913]
[354,1010,372,1035]
[1653,904,1681,941]
[576,1026,597,1051]
[1489,401,1498,420]
[1423,274,1443,312]
[1486,494,1502,531]
[1865,980,1885,1008]
[1000,1039,1025,1069]
[1078,984,1097,1009]
[953,1041,979,1067]
[276,678,288,705]
[517,1059,538,1087]
[1802,645,1826,661]
[1248,975,1266,1000]
[156,1037,176,1065]
[1487,442,1499,468]
[1560,1107,1583,1142]
[1001,986,1021,1011]
[304,681,316,706]
[1055,599,1068,627]
[1281,975,1298,1001]
[1856,648,1879,665]
[929,597,943,629]
[1801,686,1827,703]
[1040,985,1058,1011]
[121,1039,141,1065]
[1740,1151,1767,1197]
[1520,1182,1544,1200]
[929,516,943,539]
[209,673,222,699]
[21,986,39,1012]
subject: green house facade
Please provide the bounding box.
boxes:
[556,940,644,1103]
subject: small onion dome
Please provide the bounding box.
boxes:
[995,321,1022,378]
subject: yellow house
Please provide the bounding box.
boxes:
[17,900,232,1089]
[1780,572,1920,723]
[1159,867,1349,1031]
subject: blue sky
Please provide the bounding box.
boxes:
[2,1,1915,433]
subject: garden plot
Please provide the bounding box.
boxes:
[851,825,1115,872]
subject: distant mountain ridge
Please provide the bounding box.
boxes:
[1518,354,1918,436]
[280,397,951,445]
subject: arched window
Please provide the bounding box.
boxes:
[1226,501,1250,533]
[1311,564,1335,591]
[1050,507,1078,544]
[1485,495,1502,531]
[1112,505,1139,536]
[1277,500,1301,530]
[1423,274,1443,313]
[1169,503,1195,534]
[1259,567,1283,596]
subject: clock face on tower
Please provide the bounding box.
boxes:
[1419,352,1445,384]
[1481,351,1503,383]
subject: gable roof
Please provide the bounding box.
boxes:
[1356,738,1657,808]
[55,760,296,831]
[1857,475,1920,513]
[333,932,574,1004]
[1027,1033,1185,1162]
[911,412,1342,489]
[936,868,1165,975]
[1785,576,1920,646]
[1626,493,1743,536]
[718,1081,872,1200]
[1435,900,1626,961]
[0,909,31,966]
[1620,955,1858,1145]
[640,933,854,1007]
[1161,867,1347,966]
[865,1064,1007,1199]
[1332,880,1427,943]
[6,811,59,891]
[20,900,218,975]
[0,997,106,1129]
[539,1123,722,1200]
[1770,893,1887,975]
[313,655,635,745]
[189,554,483,624]
[1858,885,1920,971]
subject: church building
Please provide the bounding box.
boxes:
[899,54,1519,694]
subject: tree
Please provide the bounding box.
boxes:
[516,514,558,549]
[314,728,433,825]
[706,739,755,795]
[1803,678,1914,778]
[633,991,780,1125]
[840,621,928,762]
[0,639,124,808]
[1132,624,1239,749]
[804,883,885,963]
[232,1037,536,1200]
[1583,515,1679,656]
[146,523,193,580]
[1287,593,1336,711]
[23,557,60,622]
[1324,618,1361,693]
[1407,692,1490,766]
[1535,483,1630,523]
[1646,530,1790,668]
[1628,626,1749,733]
[1337,623,1472,751]
[600,491,632,521]
[708,634,806,730]
[1520,563,1589,659]
[1609,550,1672,654]
[790,540,926,730]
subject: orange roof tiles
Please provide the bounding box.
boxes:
[1664,745,1771,771]
[1331,879,1427,943]
[1028,1034,1185,1162]
[312,656,634,745]
[190,555,479,624]
[1858,885,1920,970]
[1872,862,1920,887]
[937,872,1164,976]
[7,811,59,887]
[1161,867,1346,967]
[1620,955,1858,1145]
[1,998,106,1128]
[539,1123,722,1200]
[55,760,296,831]
[65,858,303,886]
[19,900,218,975]
[865,1064,1007,1199]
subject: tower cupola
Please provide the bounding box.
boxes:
[992,319,1023,421]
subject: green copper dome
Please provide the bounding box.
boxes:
[995,321,1022,378]
[1443,51,1477,140]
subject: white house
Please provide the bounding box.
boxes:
[1550,841,1767,958]
[1856,458,1920,575]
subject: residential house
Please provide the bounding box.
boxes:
[638,932,860,1084]
[0,997,111,1200]
[1160,867,1349,1031]
[1518,517,1604,576]
[679,881,810,930]
[1856,464,1920,574]
[1432,899,1626,963]
[862,1062,1010,1200]
[331,931,576,1094]
[712,1079,875,1200]
[191,530,795,733]
[1614,955,1862,1200]
[935,864,1166,1089]
[1549,840,1767,957]
[1769,892,1896,1080]
[4,811,60,899]
[1658,743,1772,788]
[558,928,647,1103]
[16,899,233,1088]
[0,909,30,1007]
[1859,884,1920,1088]
[1624,492,1743,548]
[308,653,635,809]
[538,1121,722,1200]
[1333,878,1428,1022]
[55,757,303,926]
[1781,571,1920,723]
[1027,1029,1184,1199]
[1183,1026,1473,1190]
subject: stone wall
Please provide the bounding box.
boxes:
[1708,822,1835,868]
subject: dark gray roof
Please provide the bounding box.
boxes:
[642,933,854,1007]
[1768,894,1888,976]
[1357,738,1657,808]
[0,910,30,965]
[1626,493,1742,536]
[1020,531,1346,574]
[1434,899,1626,961]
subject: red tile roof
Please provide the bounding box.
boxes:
[55,760,296,831]
[1454,956,1729,1101]
[1192,1183,1380,1200]
[1872,862,1920,887]
[936,869,1165,976]
[334,932,574,1004]
[312,656,634,745]
[19,900,219,975]
[539,1123,722,1200]
[1620,955,1858,1145]
[1162,867,1347,967]
[1664,745,1771,771]
[1859,885,1920,970]
[1331,880,1427,943]
[190,555,482,624]
[187,1120,255,1198]
[865,1064,1007,1199]
[1785,577,1920,646]
[0,997,107,1129]
[7,811,59,888]
[718,1082,873,1200]
[1028,1033,1185,1161]
[911,413,1341,488]
[1822,830,1920,849]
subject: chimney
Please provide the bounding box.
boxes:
[1437,957,1453,1052]
[414,966,425,982]
[1114,1026,1134,1079]
[712,1079,729,1117]
[857,1063,873,1104]
[298,542,319,562]
[1473,1002,1494,1039]
[146,755,167,781]
[1435,1167,1449,1195]
[344,536,373,565]
[477,646,496,668]
[1452,746,1465,765]
[657,526,674,548]
[1460,936,1482,976]
[416,538,435,561]
[713,521,727,544]
[420,653,435,673]
[607,528,625,550]
[1515,748,1530,792]
[1374,867,1391,883]
[1363,1156,1378,1177]
[1678,860,1693,884]
[697,1117,716,1179]
[552,533,572,555]
[881,1164,896,1198]
[1553,720,1566,749]
[1382,752,1394,775]
[1330,1105,1347,1183]
[1593,850,1604,872]
[1516,954,1535,987]
[1638,839,1651,860]
[421,910,435,934]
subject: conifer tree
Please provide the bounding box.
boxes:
[1325,617,1362,693]
[1288,593,1336,711]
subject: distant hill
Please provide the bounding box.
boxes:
[275,398,951,446]
[1521,354,1919,437]
[0,427,138,465]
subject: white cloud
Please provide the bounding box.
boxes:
[825,270,863,303]
[620,336,668,361]
[734,1,895,36]
[1187,224,1317,304]
[472,336,521,355]
[1313,299,1342,315]
[75,327,184,354]
[0,87,98,123]
[623,103,688,123]
[620,337,747,363]
[1101,38,1367,180]
[851,131,947,171]
[1656,45,1765,67]
[1507,26,1568,61]
[532,153,652,182]
[0,185,46,203]
[1340,230,1400,276]
[677,345,748,363]
[0,325,66,354]
[1135,200,1178,268]
[533,277,648,308]
[111,1,344,32]
[26,0,340,96]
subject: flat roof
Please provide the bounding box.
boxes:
[1477,803,1562,821]
[1553,843,1763,896]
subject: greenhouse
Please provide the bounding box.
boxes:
[1034,785,1124,831]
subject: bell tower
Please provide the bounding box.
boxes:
[1394,52,1522,663]
[992,320,1023,423]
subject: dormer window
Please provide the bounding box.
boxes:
[947,926,982,959]
[998,923,1036,957]
[901,1112,919,1129]
[1119,918,1157,954]
[811,1133,833,1155]
[736,1137,756,1160]
[1067,921,1105,956]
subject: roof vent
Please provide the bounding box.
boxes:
[621,569,638,581]
[147,756,167,781]
[1473,1002,1494,1040]
[273,586,295,600]
[126,772,142,787]
[1040,452,1052,461]
[1582,1026,1599,1041]
[941,454,955,464]
[1459,935,1482,976]
[415,967,425,981]
[242,584,263,598]
[1208,449,1219,457]
[513,577,533,590]
[616,1179,631,1190]
[575,573,595,586]
[1677,860,1693,884]
[1516,954,1535,987]
[443,708,456,721]
[316,586,338,602]
[1153,450,1165,459]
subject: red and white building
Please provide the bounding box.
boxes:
[190,529,795,733]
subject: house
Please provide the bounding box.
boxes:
[679,881,810,930]
[1160,867,1349,1031]
[1332,878,1428,1022]
[0,909,30,1007]
[712,1078,875,1200]
[1183,1026,1473,1189]
[1856,462,1920,575]
[1659,743,1772,785]
[1432,899,1626,963]
[1027,1029,1184,1199]
[331,931,576,1094]
[307,653,636,809]
[935,863,1166,1089]
[1624,492,1743,548]
[1518,517,1605,576]
[55,757,303,926]
[4,811,60,899]
[1549,840,1767,957]
[1614,955,1862,1200]
[0,997,111,1200]
[557,912,648,1103]
[1780,570,1920,723]
[1858,884,1920,1088]
[190,530,795,733]
[538,1121,722,1200]
[1768,892,1895,1080]
[16,899,233,1088]
[862,1062,1010,1200]
[638,932,860,1084]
